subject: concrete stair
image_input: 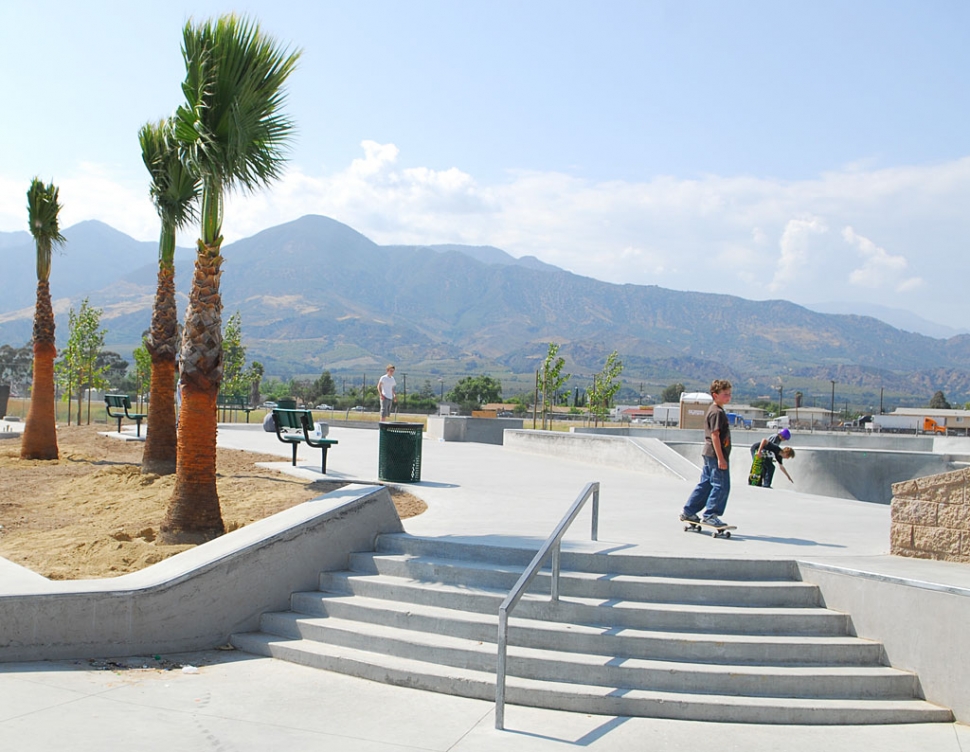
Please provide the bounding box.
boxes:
[230,534,953,724]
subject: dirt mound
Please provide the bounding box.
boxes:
[0,424,425,579]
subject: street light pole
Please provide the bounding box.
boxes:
[830,380,836,429]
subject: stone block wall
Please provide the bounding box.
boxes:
[891,468,970,562]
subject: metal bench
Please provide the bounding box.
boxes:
[271,408,338,474]
[104,394,148,437]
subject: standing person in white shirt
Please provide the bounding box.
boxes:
[378,364,397,421]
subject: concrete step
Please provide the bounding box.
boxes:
[256,610,916,700]
[227,534,953,724]
[231,632,953,725]
[317,571,850,636]
[289,592,884,666]
[347,551,822,607]
[374,533,798,581]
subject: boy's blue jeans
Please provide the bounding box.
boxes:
[683,455,731,518]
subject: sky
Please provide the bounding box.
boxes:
[2,0,969,330]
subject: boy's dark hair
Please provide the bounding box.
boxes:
[782,447,795,458]
[710,379,732,395]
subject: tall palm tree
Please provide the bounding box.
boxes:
[139,119,200,476]
[21,178,66,461]
[161,15,299,542]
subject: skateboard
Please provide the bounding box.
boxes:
[683,519,737,539]
[748,452,765,487]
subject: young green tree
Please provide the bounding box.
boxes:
[132,343,152,402]
[56,299,106,425]
[221,312,248,398]
[165,15,300,541]
[929,391,951,410]
[586,351,624,426]
[539,343,570,430]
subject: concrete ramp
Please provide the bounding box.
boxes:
[628,437,700,481]
[504,431,698,481]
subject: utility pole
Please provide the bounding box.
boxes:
[830,380,836,429]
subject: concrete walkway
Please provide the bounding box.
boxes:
[2,422,969,751]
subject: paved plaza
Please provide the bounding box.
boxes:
[1,421,969,750]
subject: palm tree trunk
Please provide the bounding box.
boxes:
[161,249,225,542]
[161,382,222,540]
[21,280,58,460]
[142,266,179,475]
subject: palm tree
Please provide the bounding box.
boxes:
[21,178,66,460]
[139,119,200,476]
[161,15,300,542]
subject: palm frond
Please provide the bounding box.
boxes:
[138,118,201,234]
[177,14,301,194]
[26,178,66,282]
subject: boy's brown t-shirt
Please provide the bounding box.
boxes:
[701,402,731,459]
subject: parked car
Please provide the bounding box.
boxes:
[261,401,278,409]
[315,403,334,410]
[497,410,514,417]
[349,405,365,412]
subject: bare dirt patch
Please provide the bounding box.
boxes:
[0,423,426,580]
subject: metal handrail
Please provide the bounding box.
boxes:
[494,481,600,730]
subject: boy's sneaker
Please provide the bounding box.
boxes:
[703,515,727,527]
[679,513,700,523]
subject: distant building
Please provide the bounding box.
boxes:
[679,392,712,430]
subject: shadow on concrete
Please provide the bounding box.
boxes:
[742,535,847,548]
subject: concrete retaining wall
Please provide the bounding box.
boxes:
[0,485,403,662]
[427,416,523,444]
[504,430,695,479]
[891,468,970,562]
[799,561,970,722]
[665,441,955,504]
[573,425,941,451]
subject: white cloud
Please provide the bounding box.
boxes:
[768,217,828,292]
[3,144,970,324]
[842,226,923,291]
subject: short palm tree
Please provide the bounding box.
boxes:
[21,178,66,460]
[161,15,299,541]
[139,119,200,476]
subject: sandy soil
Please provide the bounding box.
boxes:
[0,423,426,580]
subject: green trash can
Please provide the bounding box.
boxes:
[379,422,424,483]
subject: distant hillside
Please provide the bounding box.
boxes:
[2,214,970,405]
[806,300,965,339]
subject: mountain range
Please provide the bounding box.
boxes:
[2,214,969,406]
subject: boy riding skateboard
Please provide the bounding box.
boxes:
[680,379,733,528]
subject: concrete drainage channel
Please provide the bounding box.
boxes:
[230,533,954,725]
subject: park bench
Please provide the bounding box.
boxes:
[271,408,338,474]
[217,393,254,423]
[104,394,147,437]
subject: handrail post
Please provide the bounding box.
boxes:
[495,608,509,729]
[592,483,599,541]
[551,544,561,602]
[494,481,600,731]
